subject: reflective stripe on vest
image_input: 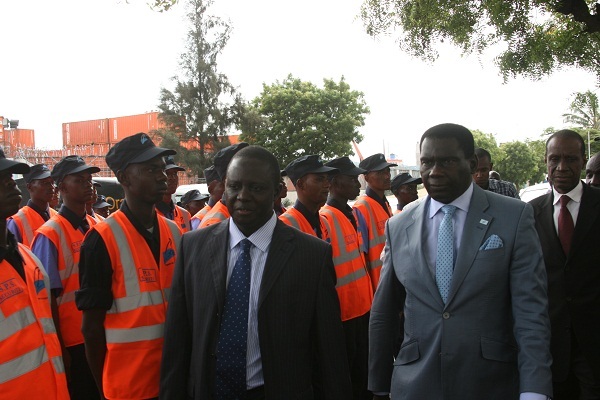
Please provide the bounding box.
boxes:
[199,202,229,228]
[43,220,77,283]
[175,206,191,231]
[15,208,35,245]
[0,307,37,341]
[355,199,387,247]
[0,345,48,385]
[105,323,165,344]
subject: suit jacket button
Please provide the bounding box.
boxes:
[442,312,450,319]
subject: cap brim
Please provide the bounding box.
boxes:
[365,161,397,172]
[0,159,30,174]
[130,146,177,166]
[67,165,102,176]
[306,165,339,175]
[404,176,422,185]
[165,164,186,172]
[189,194,210,202]
[27,171,52,182]
[93,201,111,208]
[342,166,367,176]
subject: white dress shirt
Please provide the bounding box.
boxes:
[552,180,583,234]
[227,212,277,390]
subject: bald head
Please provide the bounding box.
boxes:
[587,152,600,188]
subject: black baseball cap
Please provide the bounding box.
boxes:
[106,132,176,174]
[213,142,249,180]
[390,172,422,193]
[325,157,365,176]
[92,180,102,187]
[359,153,397,172]
[51,156,101,184]
[0,148,30,174]
[93,195,111,209]
[181,189,209,206]
[204,165,220,183]
[24,164,51,183]
[284,155,339,183]
[165,156,186,172]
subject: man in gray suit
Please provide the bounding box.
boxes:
[369,123,552,400]
[160,145,352,399]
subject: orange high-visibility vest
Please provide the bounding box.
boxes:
[157,204,191,232]
[198,201,229,229]
[94,210,181,400]
[10,206,57,247]
[320,205,373,321]
[353,195,391,289]
[190,204,212,229]
[0,244,68,399]
[89,212,105,223]
[33,213,96,347]
[279,206,330,241]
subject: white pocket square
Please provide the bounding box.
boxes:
[479,234,503,250]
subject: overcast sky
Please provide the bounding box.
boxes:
[2,0,598,165]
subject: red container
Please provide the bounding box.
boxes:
[4,129,35,148]
[108,112,165,144]
[63,119,110,146]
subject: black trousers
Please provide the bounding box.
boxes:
[553,336,600,400]
[67,343,100,400]
[343,312,371,400]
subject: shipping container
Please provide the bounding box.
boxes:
[109,112,165,143]
[62,118,110,147]
[2,128,35,149]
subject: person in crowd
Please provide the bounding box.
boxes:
[160,145,352,399]
[156,156,191,232]
[489,170,501,180]
[353,153,396,289]
[320,156,373,400]
[369,123,552,400]
[180,189,209,217]
[273,174,288,216]
[92,195,111,219]
[473,147,520,199]
[0,149,69,399]
[76,133,182,400]
[586,151,600,187]
[279,155,338,239]
[31,155,101,399]
[190,165,223,230]
[390,172,422,214]
[86,181,104,223]
[50,184,60,210]
[529,130,600,399]
[199,143,249,229]
[8,163,57,247]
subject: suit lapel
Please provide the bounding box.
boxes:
[209,221,230,313]
[570,184,600,260]
[258,221,294,308]
[446,186,491,306]
[535,192,566,261]
[408,198,445,309]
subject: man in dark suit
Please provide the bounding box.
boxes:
[369,123,552,399]
[160,145,352,399]
[529,130,600,399]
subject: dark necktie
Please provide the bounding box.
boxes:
[215,239,252,399]
[436,205,457,304]
[558,195,574,255]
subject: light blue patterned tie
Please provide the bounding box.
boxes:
[436,205,457,304]
[216,238,252,399]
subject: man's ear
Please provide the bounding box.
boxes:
[296,177,305,191]
[116,170,127,186]
[468,155,478,174]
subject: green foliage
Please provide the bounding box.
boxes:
[147,0,178,12]
[563,91,600,129]
[360,0,600,80]
[525,139,548,184]
[496,141,537,190]
[471,129,502,164]
[156,0,241,177]
[240,75,370,167]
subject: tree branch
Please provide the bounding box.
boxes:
[554,0,600,33]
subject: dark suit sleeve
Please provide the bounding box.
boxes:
[368,222,405,393]
[510,203,553,395]
[160,233,192,400]
[313,244,353,398]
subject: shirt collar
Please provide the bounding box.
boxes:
[428,182,474,219]
[26,199,50,219]
[58,204,88,230]
[552,180,583,205]
[155,200,174,215]
[229,212,277,253]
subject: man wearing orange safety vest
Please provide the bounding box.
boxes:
[190,165,222,230]
[156,156,191,232]
[199,142,249,229]
[31,155,101,399]
[353,153,397,289]
[320,157,374,400]
[8,164,57,247]
[86,181,105,223]
[76,133,181,400]
[0,149,69,399]
[279,155,339,240]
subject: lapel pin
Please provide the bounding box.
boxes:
[479,219,489,225]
